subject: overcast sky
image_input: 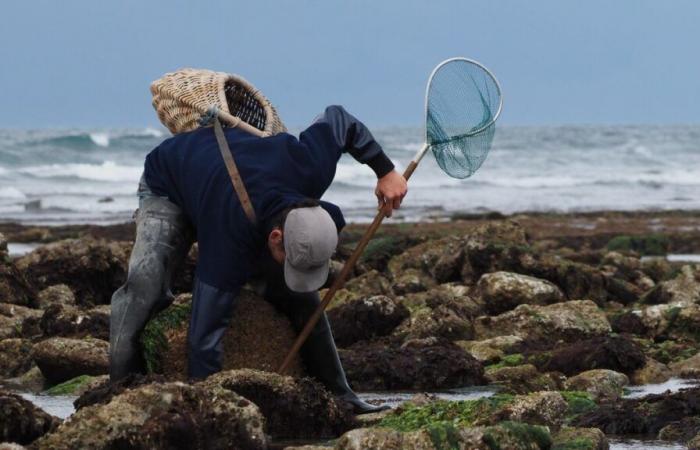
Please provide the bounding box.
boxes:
[1,0,699,128]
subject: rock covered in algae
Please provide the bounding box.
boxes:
[15,238,129,306]
[475,271,565,314]
[573,386,700,436]
[473,300,611,345]
[0,261,36,307]
[564,370,629,402]
[531,335,646,376]
[0,390,58,445]
[327,295,408,347]
[0,338,33,378]
[32,336,108,384]
[551,426,609,450]
[339,337,485,390]
[200,368,355,439]
[31,382,268,450]
[140,291,303,379]
[0,304,41,340]
[331,422,552,450]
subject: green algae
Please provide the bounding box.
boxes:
[378,394,515,432]
[560,391,597,422]
[606,234,669,256]
[486,354,525,371]
[45,374,94,395]
[140,301,191,374]
[482,421,552,450]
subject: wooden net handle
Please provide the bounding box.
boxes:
[278,159,420,373]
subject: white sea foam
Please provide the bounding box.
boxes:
[19,161,142,182]
[89,132,110,147]
[0,186,26,199]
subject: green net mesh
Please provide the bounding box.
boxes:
[426,59,500,179]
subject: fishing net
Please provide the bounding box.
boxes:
[426,58,502,179]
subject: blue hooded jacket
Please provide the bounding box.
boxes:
[143,105,394,294]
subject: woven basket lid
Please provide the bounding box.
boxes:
[150,68,287,136]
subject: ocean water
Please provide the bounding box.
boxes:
[0,125,699,224]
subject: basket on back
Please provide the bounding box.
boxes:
[151,68,287,136]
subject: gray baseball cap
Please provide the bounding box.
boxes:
[283,206,338,292]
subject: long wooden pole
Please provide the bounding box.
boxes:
[278,149,425,374]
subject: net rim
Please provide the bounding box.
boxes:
[424,57,503,143]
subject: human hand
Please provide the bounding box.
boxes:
[375,170,408,218]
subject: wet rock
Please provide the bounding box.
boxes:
[141,291,304,379]
[0,338,33,378]
[45,375,107,397]
[73,373,168,410]
[573,386,700,436]
[533,335,646,377]
[610,310,648,335]
[630,358,672,385]
[343,269,394,298]
[690,433,700,450]
[391,269,435,295]
[604,276,643,304]
[0,390,58,445]
[642,265,700,305]
[0,233,7,258]
[400,283,483,317]
[493,391,568,430]
[669,352,700,378]
[13,367,46,393]
[641,257,673,283]
[456,335,524,365]
[475,271,565,314]
[564,370,629,401]
[339,337,485,390]
[387,236,465,293]
[658,417,700,442]
[484,364,559,395]
[35,285,75,309]
[327,295,409,347]
[393,301,474,342]
[474,300,611,345]
[32,337,109,384]
[359,235,422,272]
[200,369,354,439]
[31,381,268,450]
[552,427,608,450]
[15,238,130,306]
[0,262,35,307]
[332,422,551,450]
[0,304,42,339]
[39,304,109,340]
[639,303,700,341]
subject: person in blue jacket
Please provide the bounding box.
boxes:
[109,70,407,414]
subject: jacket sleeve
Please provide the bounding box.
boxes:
[300,105,395,179]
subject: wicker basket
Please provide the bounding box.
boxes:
[151,68,287,136]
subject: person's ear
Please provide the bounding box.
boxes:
[269,228,283,246]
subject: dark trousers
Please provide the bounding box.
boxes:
[110,195,350,394]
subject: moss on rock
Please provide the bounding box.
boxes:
[45,374,96,396]
[140,290,304,379]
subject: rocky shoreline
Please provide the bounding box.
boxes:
[1,209,700,449]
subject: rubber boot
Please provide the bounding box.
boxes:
[110,196,192,381]
[299,315,391,415]
[258,251,390,414]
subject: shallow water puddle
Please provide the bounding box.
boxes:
[624,378,699,399]
[641,254,700,263]
[19,392,77,419]
[7,242,41,257]
[358,386,497,408]
[609,439,686,450]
